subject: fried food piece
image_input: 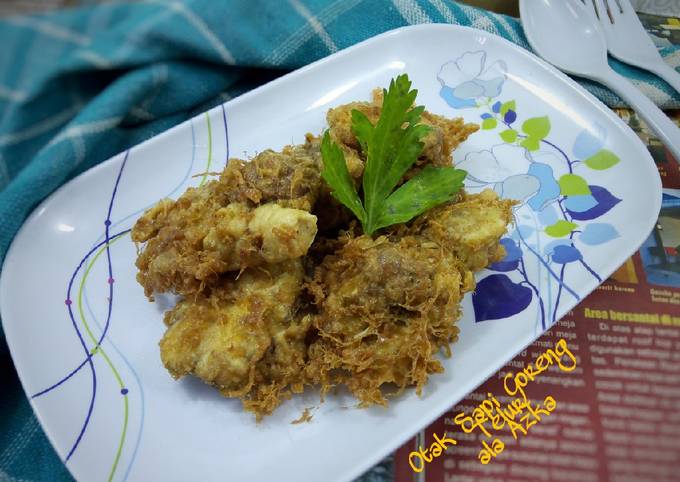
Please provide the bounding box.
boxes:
[241,312,313,419]
[137,83,516,421]
[132,141,323,298]
[326,89,479,179]
[219,141,322,211]
[411,189,516,271]
[133,200,317,298]
[305,190,513,407]
[160,260,309,415]
[203,203,317,270]
[306,235,474,406]
[325,99,377,179]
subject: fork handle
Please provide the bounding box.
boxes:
[645,61,680,96]
[598,68,680,162]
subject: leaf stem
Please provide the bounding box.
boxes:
[515,215,580,301]
[519,256,546,330]
[580,259,603,282]
[541,138,574,174]
[491,107,576,173]
[552,263,567,324]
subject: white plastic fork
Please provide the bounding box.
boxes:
[585,0,680,93]
[521,0,680,161]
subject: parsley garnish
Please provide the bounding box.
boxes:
[320,74,467,236]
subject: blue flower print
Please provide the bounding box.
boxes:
[437,51,507,109]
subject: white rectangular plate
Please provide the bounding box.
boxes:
[0,24,661,482]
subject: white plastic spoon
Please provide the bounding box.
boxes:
[520,0,680,161]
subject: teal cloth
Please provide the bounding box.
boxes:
[0,1,679,481]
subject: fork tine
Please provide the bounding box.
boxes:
[617,0,634,14]
[593,0,611,25]
[604,0,623,20]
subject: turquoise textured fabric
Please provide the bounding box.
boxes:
[0,1,679,480]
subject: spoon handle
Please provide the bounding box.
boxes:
[600,68,680,162]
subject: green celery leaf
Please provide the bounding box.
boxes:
[351,109,373,154]
[321,73,464,236]
[360,74,429,233]
[319,131,366,222]
[405,105,426,125]
[374,167,467,230]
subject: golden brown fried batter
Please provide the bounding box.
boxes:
[306,234,474,406]
[136,88,515,421]
[203,203,317,270]
[412,189,516,271]
[160,260,309,416]
[219,141,323,211]
[240,312,312,419]
[301,190,513,409]
[131,139,323,298]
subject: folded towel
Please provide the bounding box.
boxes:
[1,2,679,481]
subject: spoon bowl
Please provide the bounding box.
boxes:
[520,0,608,77]
[520,0,680,162]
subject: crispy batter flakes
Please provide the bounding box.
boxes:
[133,93,512,420]
[306,235,471,406]
[131,140,322,298]
[291,408,314,424]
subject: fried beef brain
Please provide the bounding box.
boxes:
[159,260,310,418]
[131,139,322,298]
[306,235,473,406]
[133,91,514,420]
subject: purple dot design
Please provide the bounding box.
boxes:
[108,278,115,284]
[121,388,128,395]
[38,151,131,464]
